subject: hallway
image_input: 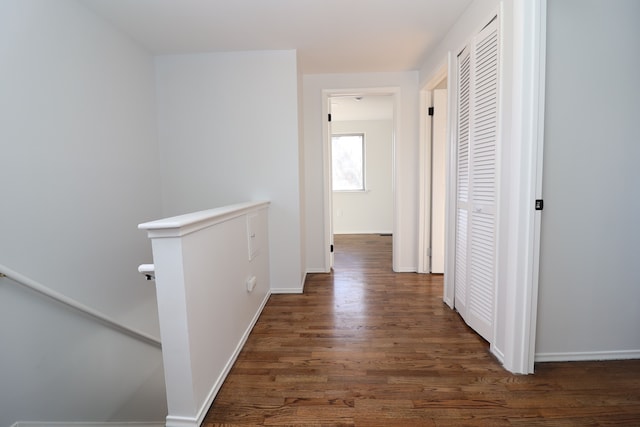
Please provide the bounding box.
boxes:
[203,234,640,426]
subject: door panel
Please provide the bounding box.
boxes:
[465,19,498,342]
[431,89,448,273]
[454,18,499,343]
[454,47,471,316]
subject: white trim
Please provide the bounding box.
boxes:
[306,268,329,274]
[322,92,333,272]
[417,84,432,274]
[442,51,457,310]
[528,0,547,375]
[419,60,450,276]
[496,0,546,375]
[390,91,401,272]
[270,287,304,294]
[182,290,271,427]
[139,201,270,238]
[0,265,161,348]
[165,416,198,427]
[536,350,640,363]
[300,271,307,292]
[391,266,416,273]
[12,423,164,427]
[333,231,393,235]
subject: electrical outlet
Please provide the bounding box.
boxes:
[246,276,257,292]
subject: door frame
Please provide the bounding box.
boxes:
[500,0,546,374]
[322,87,399,272]
[418,63,450,275]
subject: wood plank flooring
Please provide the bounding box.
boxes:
[203,234,640,426]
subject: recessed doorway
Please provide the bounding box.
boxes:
[324,91,397,270]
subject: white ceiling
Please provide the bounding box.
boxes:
[331,96,394,121]
[79,0,473,74]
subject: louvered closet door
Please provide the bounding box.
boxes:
[454,47,471,319]
[454,18,499,343]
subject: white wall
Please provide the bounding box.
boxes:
[419,0,500,86]
[154,50,303,293]
[303,72,419,272]
[0,0,165,424]
[332,120,393,234]
[536,0,640,360]
[0,281,166,426]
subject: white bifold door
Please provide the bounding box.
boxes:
[454,17,499,342]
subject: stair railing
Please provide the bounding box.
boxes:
[0,264,161,348]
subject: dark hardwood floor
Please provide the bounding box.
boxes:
[203,234,640,426]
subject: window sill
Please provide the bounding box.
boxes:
[333,189,370,194]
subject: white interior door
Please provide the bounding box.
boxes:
[431,89,447,273]
[454,46,471,319]
[466,18,498,341]
[454,17,499,343]
[327,103,334,269]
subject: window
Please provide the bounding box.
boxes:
[332,134,365,191]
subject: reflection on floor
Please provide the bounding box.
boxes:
[203,234,640,426]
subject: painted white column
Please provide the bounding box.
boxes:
[491,0,546,374]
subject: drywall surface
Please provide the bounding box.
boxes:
[419,0,500,86]
[155,49,303,292]
[331,120,393,234]
[303,72,419,272]
[536,0,640,360]
[0,279,166,426]
[0,0,165,425]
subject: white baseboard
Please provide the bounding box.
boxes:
[306,267,329,274]
[188,290,272,427]
[271,287,304,294]
[333,231,393,235]
[13,423,164,427]
[443,296,454,309]
[491,347,506,365]
[393,267,417,273]
[535,349,640,363]
[165,414,198,427]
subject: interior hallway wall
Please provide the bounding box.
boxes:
[0,0,165,424]
[536,0,640,360]
[154,49,304,292]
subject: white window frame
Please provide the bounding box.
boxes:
[331,133,366,192]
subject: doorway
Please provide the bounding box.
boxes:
[323,89,398,271]
[419,63,449,276]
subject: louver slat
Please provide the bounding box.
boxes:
[454,47,471,315]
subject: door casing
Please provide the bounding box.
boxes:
[322,88,399,272]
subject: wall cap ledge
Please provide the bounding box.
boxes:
[139,201,270,238]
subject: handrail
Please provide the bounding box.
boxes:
[0,264,161,348]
